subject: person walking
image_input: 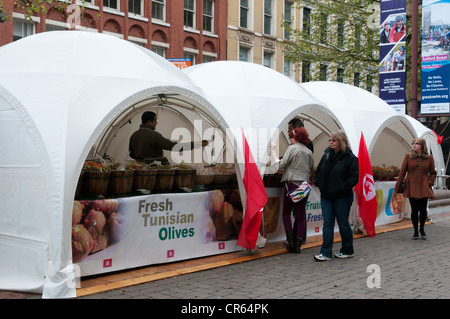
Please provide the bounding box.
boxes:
[313,130,359,261]
[393,138,436,239]
[268,127,314,253]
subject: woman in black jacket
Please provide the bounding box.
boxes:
[313,130,359,261]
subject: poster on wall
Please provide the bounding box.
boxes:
[421,0,450,115]
[379,0,407,113]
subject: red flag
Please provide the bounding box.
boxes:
[354,132,377,237]
[237,130,268,249]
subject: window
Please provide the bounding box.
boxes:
[13,20,34,41]
[354,72,360,87]
[263,51,273,68]
[184,52,195,65]
[337,23,344,48]
[301,61,310,82]
[202,55,215,63]
[337,68,344,83]
[354,25,361,50]
[319,13,328,44]
[264,0,272,35]
[184,0,195,28]
[284,1,292,39]
[104,0,119,10]
[203,0,214,32]
[302,7,311,38]
[152,0,165,20]
[239,46,250,62]
[151,46,165,58]
[366,75,373,92]
[283,60,291,77]
[240,0,249,29]
[319,64,328,81]
[129,0,142,15]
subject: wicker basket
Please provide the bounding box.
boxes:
[82,171,110,196]
[154,169,176,191]
[107,170,135,195]
[133,169,158,191]
[194,174,215,185]
[174,169,196,190]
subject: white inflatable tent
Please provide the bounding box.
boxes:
[302,81,444,172]
[0,31,443,298]
[183,61,344,176]
[0,31,233,298]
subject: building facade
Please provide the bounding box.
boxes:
[227,0,301,81]
[0,0,227,65]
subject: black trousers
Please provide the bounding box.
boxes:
[409,198,428,230]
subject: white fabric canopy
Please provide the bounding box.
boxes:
[0,31,228,298]
[301,81,444,171]
[0,32,443,298]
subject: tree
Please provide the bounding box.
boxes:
[282,0,380,84]
[0,0,89,22]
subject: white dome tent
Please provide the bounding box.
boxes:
[183,61,344,175]
[0,31,444,299]
[301,81,444,172]
[0,31,230,298]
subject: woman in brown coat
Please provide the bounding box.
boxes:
[393,138,436,239]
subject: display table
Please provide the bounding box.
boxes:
[73,181,406,277]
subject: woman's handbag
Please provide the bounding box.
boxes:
[287,181,311,203]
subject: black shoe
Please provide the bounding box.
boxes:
[292,237,303,253]
[420,229,427,240]
[285,230,296,252]
[412,230,419,240]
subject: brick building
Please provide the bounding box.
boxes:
[0,0,227,65]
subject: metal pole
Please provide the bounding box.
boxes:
[410,0,419,118]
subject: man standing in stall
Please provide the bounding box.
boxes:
[129,111,208,164]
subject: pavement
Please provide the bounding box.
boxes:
[2,207,450,304]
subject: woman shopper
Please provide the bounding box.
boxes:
[268,127,314,253]
[393,138,436,239]
[314,130,359,261]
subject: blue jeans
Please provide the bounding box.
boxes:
[320,194,354,258]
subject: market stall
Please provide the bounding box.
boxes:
[0,31,443,299]
[0,31,233,298]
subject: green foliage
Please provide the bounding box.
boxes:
[282,0,381,82]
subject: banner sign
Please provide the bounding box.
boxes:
[420,0,450,114]
[379,0,407,113]
[73,184,404,277]
[168,58,191,70]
